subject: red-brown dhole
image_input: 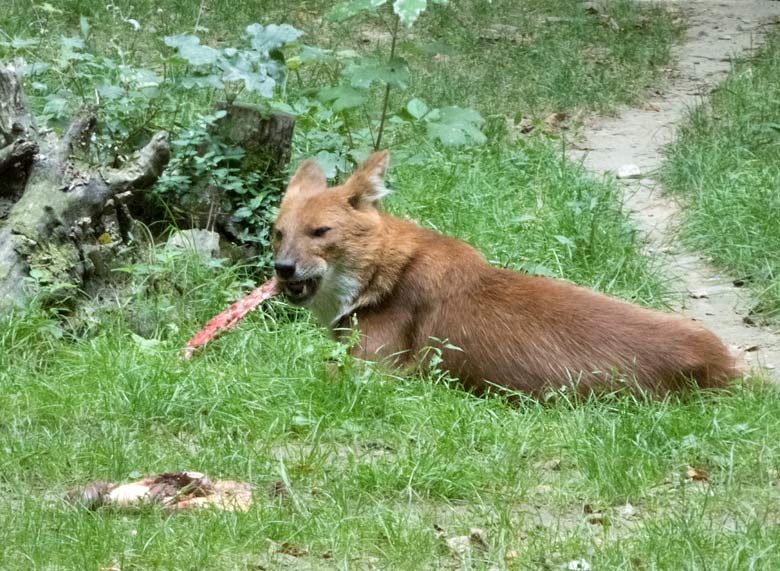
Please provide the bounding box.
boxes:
[272,151,738,396]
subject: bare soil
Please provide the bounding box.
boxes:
[569,0,780,378]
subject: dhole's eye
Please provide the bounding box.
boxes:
[310,226,331,238]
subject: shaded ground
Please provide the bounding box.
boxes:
[570,0,780,376]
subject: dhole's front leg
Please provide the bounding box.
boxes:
[338,308,414,370]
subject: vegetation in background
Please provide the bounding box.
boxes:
[662,32,780,323]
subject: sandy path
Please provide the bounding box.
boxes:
[569,1,780,377]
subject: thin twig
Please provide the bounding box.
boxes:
[374,14,400,151]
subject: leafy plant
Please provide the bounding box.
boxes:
[281,0,485,177]
[163,23,303,103]
[152,111,281,261]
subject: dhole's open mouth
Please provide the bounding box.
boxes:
[282,278,320,304]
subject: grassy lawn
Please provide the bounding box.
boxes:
[2,1,780,570]
[3,144,779,571]
[0,0,681,119]
[662,32,780,324]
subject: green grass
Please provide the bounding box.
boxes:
[3,144,778,570]
[3,0,778,569]
[0,0,682,119]
[2,270,780,569]
[662,32,780,323]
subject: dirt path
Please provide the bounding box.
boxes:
[569,0,780,377]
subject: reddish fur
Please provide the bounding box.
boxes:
[274,152,739,396]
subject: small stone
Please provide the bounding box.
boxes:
[166,229,221,260]
[543,458,562,471]
[447,535,471,556]
[618,503,637,518]
[689,290,709,299]
[616,164,642,179]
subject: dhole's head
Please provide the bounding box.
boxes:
[272,151,390,319]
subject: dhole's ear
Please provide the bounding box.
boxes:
[345,150,390,209]
[286,159,327,196]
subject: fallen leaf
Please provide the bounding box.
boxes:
[582,503,594,515]
[269,480,289,497]
[469,527,487,548]
[616,164,642,179]
[279,543,308,557]
[544,112,567,131]
[686,466,709,481]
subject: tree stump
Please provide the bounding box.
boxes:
[0,61,170,317]
[213,101,295,180]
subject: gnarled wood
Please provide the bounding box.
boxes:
[0,62,170,317]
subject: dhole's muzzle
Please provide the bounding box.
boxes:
[273,260,322,304]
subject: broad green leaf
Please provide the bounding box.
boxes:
[126,67,163,88]
[326,0,387,22]
[245,23,303,54]
[97,82,124,100]
[405,97,429,119]
[61,36,84,50]
[315,150,340,179]
[344,57,409,89]
[8,37,38,49]
[19,61,50,76]
[554,235,576,248]
[425,106,486,146]
[42,95,70,118]
[164,34,218,66]
[520,262,556,278]
[393,0,427,27]
[232,206,254,221]
[298,45,335,64]
[181,73,225,90]
[131,333,162,355]
[318,85,367,112]
[220,54,275,97]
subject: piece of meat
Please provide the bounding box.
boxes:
[183,277,279,359]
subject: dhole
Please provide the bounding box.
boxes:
[272,151,738,396]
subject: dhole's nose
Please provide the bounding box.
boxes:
[274,261,296,280]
